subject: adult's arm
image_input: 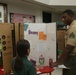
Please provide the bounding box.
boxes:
[51,44,74,67]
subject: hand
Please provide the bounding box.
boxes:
[51,62,58,67]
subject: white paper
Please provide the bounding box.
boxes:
[37,71,41,74]
[58,65,69,69]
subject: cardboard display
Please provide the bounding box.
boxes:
[14,23,24,45]
[57,30,66,51]
[57,30,66,58]
[0,23,25,75]
[0,23,13,75]
[14,23,20,45]
[12,23,24,57]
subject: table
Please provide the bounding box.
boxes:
[0,66,4,75]
[0,66,54,75]
[37,66,54,75]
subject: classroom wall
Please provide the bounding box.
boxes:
[52,12,61,22]
[7,3,42,23]
[7,2,60,23]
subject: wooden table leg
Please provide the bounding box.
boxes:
[49,72,51,75]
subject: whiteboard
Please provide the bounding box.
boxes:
[24,23,56,66]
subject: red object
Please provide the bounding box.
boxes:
[49,58,53,67]
[0,66,4,75]
[37,66,54,75]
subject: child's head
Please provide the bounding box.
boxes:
[14,39,30,71]
[17,39,30,57]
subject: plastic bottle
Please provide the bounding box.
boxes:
[39,55,44,69]
[58,50,63,58]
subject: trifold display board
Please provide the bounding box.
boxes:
[0,23,13,75]
[24,23,56,66]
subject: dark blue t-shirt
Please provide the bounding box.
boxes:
[12,56,37,75]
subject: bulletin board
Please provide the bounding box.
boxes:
[24,23,56,66]
[10,13,35,23]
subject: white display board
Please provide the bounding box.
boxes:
[24,23,56,66]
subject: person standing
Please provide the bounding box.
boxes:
[12,39,37,75]
[51,9,76,75]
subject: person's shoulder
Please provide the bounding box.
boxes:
[27,59,34,65]
[26,59,35,68]
[23,57,33,65]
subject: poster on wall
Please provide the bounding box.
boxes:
[24,23,56,66]
[10,13,35,23]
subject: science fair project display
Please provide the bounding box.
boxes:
[0,23,13,75]
[24,23,56,66]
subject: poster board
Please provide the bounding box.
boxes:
[24,23,56,66]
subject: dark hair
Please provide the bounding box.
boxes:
[62,9,74,16]
[14,39,30,71]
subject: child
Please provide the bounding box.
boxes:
[12,39,37,75]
